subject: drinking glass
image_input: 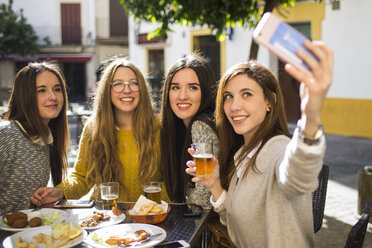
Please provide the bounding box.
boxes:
[191,142,213,177]
[144,181,162,203]
[100,182,119,210]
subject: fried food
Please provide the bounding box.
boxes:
[15,224,82,248]
[12,219,29,228]
[33,233,53,248]
[4,211,33,227]
[112,207,122,216]
[4,214,16,226]
[15,236,38,248]
[80,218,98,227]
[150,205,163,213]
[12,211,27,220]
[137,203,165,215]
[80,211,111,227]
[139,203,156,215]
[105,229,150,246]
[29,217,42,227]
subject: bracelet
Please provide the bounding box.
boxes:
[297,121,323,145]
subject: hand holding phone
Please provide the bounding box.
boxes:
[253,12,317,75]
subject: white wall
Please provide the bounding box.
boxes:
[322,0,372,99]
[129,1,372,101]
[0,0,96,46]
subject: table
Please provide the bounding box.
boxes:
[0,202,212,247]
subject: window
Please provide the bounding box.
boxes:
[61,4,81,45]
[148,49,164,109]
[109,0,128,37]
[193,35,221,80]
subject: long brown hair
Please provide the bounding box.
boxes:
[85,57,159,188]
[160,54,217,202]
[4,61,69,185]
[216,61,290,190]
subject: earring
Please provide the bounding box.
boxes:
[267,106,271,112]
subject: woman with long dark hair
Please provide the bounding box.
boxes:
[187,42,333,247]
[0,62,69,215]
[160,53,218,208]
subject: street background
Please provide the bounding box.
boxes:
[315,133,372,247]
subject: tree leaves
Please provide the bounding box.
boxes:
[0,0,40,57]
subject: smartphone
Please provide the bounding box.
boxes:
[183,204,202,217]
[153,240,190,248]
[53,199,95,208]
[253,12,317,74]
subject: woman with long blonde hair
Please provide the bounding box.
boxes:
[31,57,166,204]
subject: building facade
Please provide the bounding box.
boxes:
[0,0,129,103]
[128,0,372,138]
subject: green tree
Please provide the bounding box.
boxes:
[0,0,39,57]
[119,0,296,59]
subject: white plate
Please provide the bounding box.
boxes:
[0,209,67,232]
[71,209,126,230]
[84,223,166,248]
[2,225,87,248]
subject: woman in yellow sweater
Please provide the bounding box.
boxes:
[31,56,167,204]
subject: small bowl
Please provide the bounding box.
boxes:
[126,205,171,224]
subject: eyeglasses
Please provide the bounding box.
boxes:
[111,80,140,93]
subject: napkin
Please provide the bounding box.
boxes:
[130,195,168,214]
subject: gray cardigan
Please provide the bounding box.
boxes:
[0,120,50,215]
[215,133,325,248]
[186,120,219,210]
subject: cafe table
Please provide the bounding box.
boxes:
[0,201,212,247]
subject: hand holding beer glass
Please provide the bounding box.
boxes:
[191,142,213,177]
[144,181,162,203]
[100,182,119,210]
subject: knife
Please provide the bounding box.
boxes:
[31,206,42,212]
[129,233,163,247]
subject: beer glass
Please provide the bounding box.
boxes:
[144,181,162,203]
[100,182,119,210]
[191,142,213,177]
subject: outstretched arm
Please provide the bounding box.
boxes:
[285,41,334,136]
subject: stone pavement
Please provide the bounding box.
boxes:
[314,133,372,248]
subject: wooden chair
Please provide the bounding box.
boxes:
[312,164,329,233]
[344,198,372,248]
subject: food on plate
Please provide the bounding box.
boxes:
[80,211,111,227]
[105,229,151,246]
[33,233,53,247]
[112,206,122,216]
[2,210,62,228]
[15,222,84,248]
[3,211,28,227]
[12,219,29,228]
[138,203,165,215]
[12,211,28,220]
[28,217,42,227]
[16,236,38,248]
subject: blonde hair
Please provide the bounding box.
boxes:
[85,57,160,188]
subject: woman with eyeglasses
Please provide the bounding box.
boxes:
[0,62,69,215]
[31,56,168,205]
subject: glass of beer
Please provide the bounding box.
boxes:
[100,182,119,210]
[191,142,213,177]
[144,181,162,203]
